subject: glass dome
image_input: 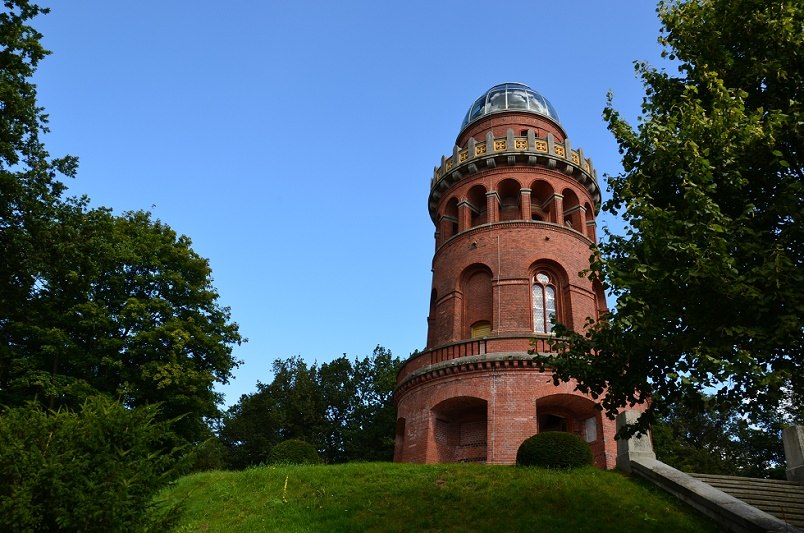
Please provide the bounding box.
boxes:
[460,82,560,131]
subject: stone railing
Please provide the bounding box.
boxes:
[397,335,557,388]
[428,128,601,216]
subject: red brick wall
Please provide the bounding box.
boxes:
[395,365,620,468]
[428,221,597,346]
[398,102,629,469]
[456,111,566,147]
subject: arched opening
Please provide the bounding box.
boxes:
[593,279,608,318]
[584,201,595,240]
[431,397,488,463]
[530,261,570,332]
[461,265,493,339]
[441,197,459,241]
[530,180,554,222]
[535,394,602,452]
[497,178,521,221]
[427,288,438,348]
[562,188,581,230]
[466,185,487,228]
[532,271,557,334]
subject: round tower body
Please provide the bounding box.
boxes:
[395,83,619,467]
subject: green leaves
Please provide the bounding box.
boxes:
[0,397,184,532]
[544,0,804,435]
[0,2,242,445]
[220,346,402,468]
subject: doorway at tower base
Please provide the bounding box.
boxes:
[393,357,621,468]
[431,396,488,463]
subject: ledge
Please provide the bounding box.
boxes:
[433,219,594,258]
[630,458,800,533]
[394,351,551,399]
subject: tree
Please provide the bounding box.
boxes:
[0,0,77,395]
[3,203,243,442]
[220,356,324,468]
[652,394,786,479]
[541,0,803,434]
[344,346,402,461]
[0,1,243,443]
[0,397,183,532]
[220,347,402,467]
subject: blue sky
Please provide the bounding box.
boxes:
[33,1,666,406]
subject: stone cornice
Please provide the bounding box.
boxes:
[394,351,553,401]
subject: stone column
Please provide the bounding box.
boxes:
[458,201,472,232]
[520,188,532,220]
[486,191,499,224]
[783,425,804,484]
[578,205,588,236]
[615,410,656,473]
[551,194,564,224]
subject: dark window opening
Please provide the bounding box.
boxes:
[540,414,568,433]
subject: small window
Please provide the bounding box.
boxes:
[584,417,597,442]
[471,321,491,338]
[540,414,567,433]
[533,272,557,333]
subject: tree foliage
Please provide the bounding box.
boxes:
[0,1,242,443]
[0,397,183,532]
[541,0,803,434]
[268,439,321,465]
[220,346,401,468]
[652,394,786,479]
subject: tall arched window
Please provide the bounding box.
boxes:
[533,272,557,333]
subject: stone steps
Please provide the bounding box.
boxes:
[690,473,804,531]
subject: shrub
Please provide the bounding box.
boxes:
[268,439,321,465]
[516,432,593,469]
[188,438,230,472]
[0,396,183,532]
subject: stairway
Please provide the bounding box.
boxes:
[689,473,804,531]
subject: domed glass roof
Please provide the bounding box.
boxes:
[460,82,560,131]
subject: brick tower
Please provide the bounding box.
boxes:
[394,83,618,468]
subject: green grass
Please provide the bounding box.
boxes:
[158,463,721,532]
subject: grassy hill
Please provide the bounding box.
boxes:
[158,462,720,532]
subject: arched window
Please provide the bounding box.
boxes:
[533,272,557,333]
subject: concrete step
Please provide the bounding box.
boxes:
[690,473,804,530]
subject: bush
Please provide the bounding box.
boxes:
[516,432,593,469]
[0,396,183,532]
[188,438,230,472]
[268,439,321,465]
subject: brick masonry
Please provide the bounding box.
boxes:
[396,91,630,468]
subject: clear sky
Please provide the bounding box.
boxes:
[32,1,666,406]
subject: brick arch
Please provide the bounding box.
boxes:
[534,393,604,459]
[427,288,438,348]
[497,178,522,221]
[459,264,493,340]
[584,201,595,240]
[593,279,607,318]
[431,396,488,463]
[466,185,487,228]
[440,196,459,242]
[393,417,406,461]
[530,179,554,222]
[562,188,582,231]
[528,260,572,331]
